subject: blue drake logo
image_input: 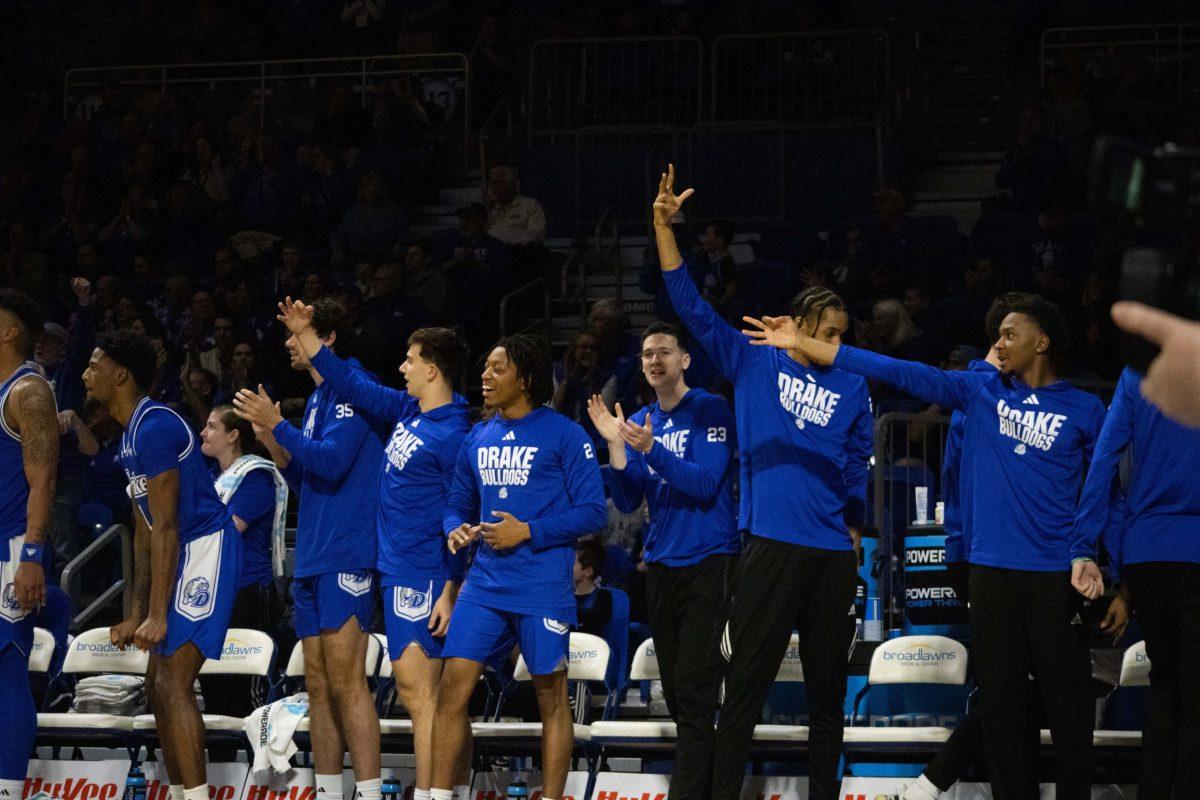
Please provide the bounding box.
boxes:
[182,577,212,609]
[398,588,427,609]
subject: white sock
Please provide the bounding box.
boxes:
[431,790,454,800]
[452,786,470,800]
[902,775,940,800]
[317,774,345,800]
[413,791,432,800]
[170,785,186,800]
[356,779,382,800]
[0,780,25,799]
[183,786,209,800]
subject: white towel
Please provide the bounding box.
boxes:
[245,693,309,779]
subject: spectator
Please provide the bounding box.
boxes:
[296,146,352,246]
[34,322,85,414]
[697,218,736,306]
[98,181,160,271]
[486,165,546,246]
[1045,73,1092,165]
[586,297,641,406]
[871,299,926,362]
[274,240,309,297]
[181,358,222,428]
[152,273,194,341]
[403,240,456,325]
[574,538,613,637]
[330,171,407,268]
[442,202,509,278]
[180,134,231,208]
[228,337,274,398]
[553,330,619,454]
[995,102,1072,214]
[339,0,385,55]
[1,217,50,301]
[865,186,917,275]
[1020,208,1090,299]
[302,270,329,303]
[199,314,238,384]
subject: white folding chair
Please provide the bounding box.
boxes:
[28,627,56,675]
[37,626,149,748]
[293,632,386,736]
[131,628,276,742]
[1094,640,1149,749]
[843,636,965,764]
[473,632,611,750]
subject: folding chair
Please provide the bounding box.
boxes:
[1093,640,1148,750]
[291,633,385,757]
[27,627,56,710]
[132,628,277,755]
[843,635,967,766]
[37,626,149,754]
[472,632,611,760]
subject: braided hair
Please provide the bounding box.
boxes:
[788,287,847,334]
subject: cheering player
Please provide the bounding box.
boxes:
[1071,365,1200,798]
[654,166,873,800]
[0,290,57,797]
[587,320,737,800]
[277,297,473,800]
[234,299,388,800]
[85,330,241,800]
[743,293,1104,800]
[430,334,607,800]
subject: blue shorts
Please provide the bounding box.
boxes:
[383,578,445,659]
[442,596,570,676]
[294,570,375,640]
[0,535,35,657]
[161,526,242,661]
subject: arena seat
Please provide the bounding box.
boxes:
[36,626,149,753]
[28,626,56,675]
[292,633,387,748]
[131,628,276,751]
[1092,640,1149,751]
[843,635,966,766]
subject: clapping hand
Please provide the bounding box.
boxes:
[586,395,626,445]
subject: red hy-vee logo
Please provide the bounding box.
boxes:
[244,786,316,800]
[22,778,121,800]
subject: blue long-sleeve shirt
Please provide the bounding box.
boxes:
[311,346,470,587]
[444,407,607,620]
[609,388,739,567]
[663,266,872,550]
[834,345,1106,571]
[272,357,389,578]
[941,360,998,564]
[1071,366,1200,570]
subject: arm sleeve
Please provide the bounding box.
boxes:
[833,345,978,411]
[642,399,735,503]
[842,389,874,528]
[527,426,608,551]
[1070,373,1134,560]
[137,411,193,479]
[271,402,370,483]
[228,470,275,526]
[1101,486,1127,583]
[438,430,471,582]
[662,265,754,381]
[442,434,480,536]
[311,347,413,422]
[608,446,648,514]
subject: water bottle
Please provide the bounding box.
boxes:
[505,759,528,800]
[864,595,883,641]
[381,772,400,800]
[124,765,148,800]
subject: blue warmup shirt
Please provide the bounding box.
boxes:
[1071,366,1200,571]
[609,387,739,567]
[834,346,1105,571]
[120,397,232,543]
[941,360,998,564]
[225,469,275,587]
[273,358,388,578]
[0,365,43,543]
[310,346,471,588]
[444,407,607,620]
[664,266,873,550]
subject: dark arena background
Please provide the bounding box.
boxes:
[4,1,1200,800]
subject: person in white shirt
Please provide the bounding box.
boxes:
[486,166,546,246]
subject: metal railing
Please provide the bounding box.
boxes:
[60,523,132,631]
[712,30,891,126]
[1040,23,1200,105]
[527,37,704,136]
[63,52,472,169]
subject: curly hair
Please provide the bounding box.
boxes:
[0,288,44,357]
[1005,294,1072,371]
[492,333,553,407]
[96,330,158,391]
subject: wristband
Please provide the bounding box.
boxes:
[19,541,45,564]
[1071,556,1094,565]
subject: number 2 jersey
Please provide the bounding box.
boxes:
[444,407,607,621]
[119,396,232,543]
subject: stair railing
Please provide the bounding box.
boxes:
[60,523,132,632]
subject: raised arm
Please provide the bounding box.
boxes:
[279,297,411,421]
[9,376,58,612]
[653,165,752,380]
